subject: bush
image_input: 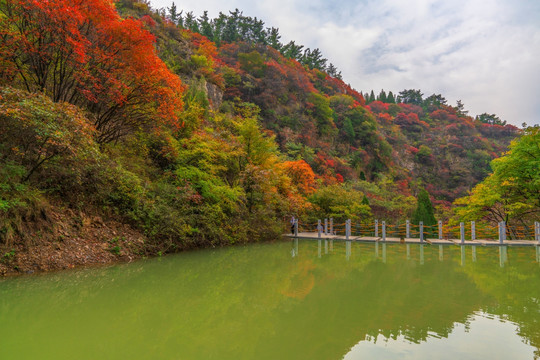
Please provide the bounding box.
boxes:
[0,87,101,193]
[308,184,372,223]
[0,162,46,247]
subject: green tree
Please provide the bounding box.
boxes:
[199,11,213,39]
[266,27,282,50]
[398,89,423,105]
[307,93,335,136]
[378,90,387,103]
[387,91,396,104]
[368,90,376,104]
[168,2,179,23]
[238,51,267,78]
[454,127,539,229]
[423,94,447,110]
[343,118,356,142]
[308,184,372,223]
[412,188,436,226]
[475,113,506,126]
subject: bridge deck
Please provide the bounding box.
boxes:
[284,232,539,246]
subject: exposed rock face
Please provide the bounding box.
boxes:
[205,81,223,110]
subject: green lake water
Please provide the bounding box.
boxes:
[1,240,540,359]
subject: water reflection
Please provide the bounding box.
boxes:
[289,240,540,358]
[0,240,539,360]
[346,241,352,261]
[499,246,508,267]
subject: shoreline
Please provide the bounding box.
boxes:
[0,206,148,277]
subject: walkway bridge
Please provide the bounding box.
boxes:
[285,219,540,247]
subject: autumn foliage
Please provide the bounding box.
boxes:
[0,0,526,258]
[0,0,184,142]
[283,160,316,196]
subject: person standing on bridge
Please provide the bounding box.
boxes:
[290,216,296,235]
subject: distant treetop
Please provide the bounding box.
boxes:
[166,3,341,77]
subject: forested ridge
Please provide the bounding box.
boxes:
[0,0,536,273]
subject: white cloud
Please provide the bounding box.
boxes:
[149,0,540,126]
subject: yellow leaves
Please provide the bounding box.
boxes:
[500,179,514,187]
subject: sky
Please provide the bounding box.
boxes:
[148,0,540,126]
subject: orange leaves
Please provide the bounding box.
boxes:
[283,160,316,196]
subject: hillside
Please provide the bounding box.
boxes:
[118,1,518,209]
[0,0,523,273]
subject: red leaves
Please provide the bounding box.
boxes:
[1,0,185,142]
[407,145,419,154]
[140,15,156,28]
[395,112,429,129]
[367,101,389,114]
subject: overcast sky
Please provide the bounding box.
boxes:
[148,0,540,126]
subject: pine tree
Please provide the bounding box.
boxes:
[168,2,178,23]
[266,27,282,50]
[378,89,387,103]
[184,12,199,32]
[456,100,468,116]
[327,63,339,78]
[343,118,355,141]
[199,11,213,39]
[368,90,375,104]
[398,89,423,105]
[361,195,370,205]
[387,91,396,104]
[412,188,436,226]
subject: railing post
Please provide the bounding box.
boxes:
[382,221,386,242]
[375,220,379,237]
[471,221,476,241]
[330,218,333,235]
[294,219,298,237]
[460,222,465,244]
[438,220,443,240]
[324,218,328,235]
[420,221,424,243]
[536,221,540,243]
[503,221,506,242]
[498,221,505,244]
[346,219,351,240]
[406,220,410,238]
[318,219,322,239]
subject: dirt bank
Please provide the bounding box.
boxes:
[0,206,147,277]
